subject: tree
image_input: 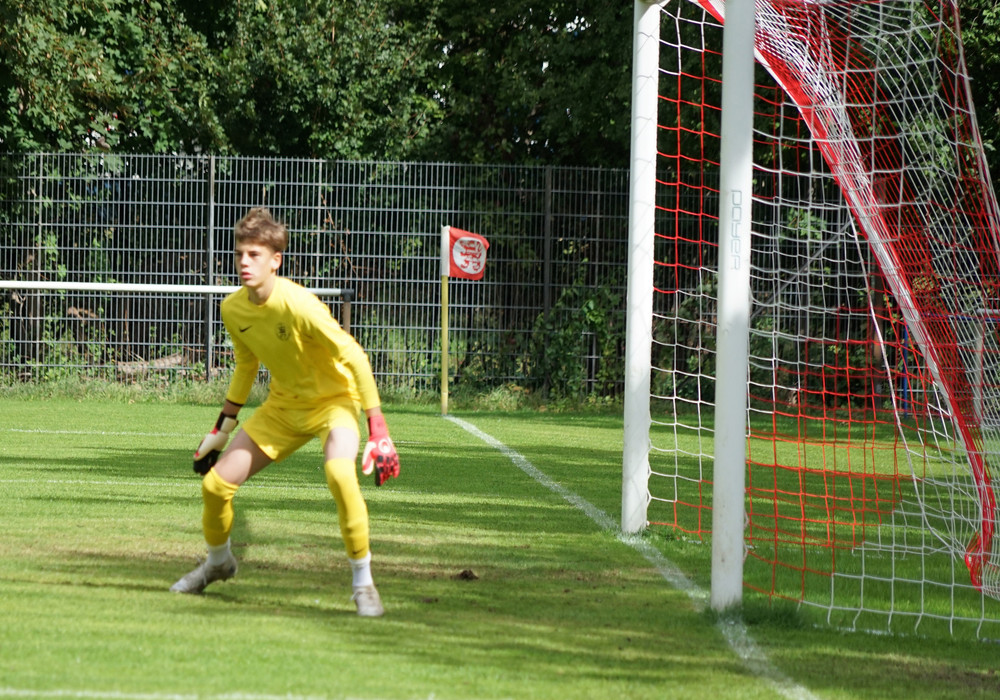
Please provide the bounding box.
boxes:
[0,0,225,153]
[2,1,995,175]
[960,0,1000,183]
[208,0,444,159]
[0,0,446,158]
[413,2,633,167]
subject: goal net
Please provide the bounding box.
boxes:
[646,0,1000,636]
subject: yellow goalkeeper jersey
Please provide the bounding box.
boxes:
[221,277,380,410]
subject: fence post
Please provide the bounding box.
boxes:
[341,289,353,334]
[204,155,216,381]
[544,166,553,315]
[30,154,44,367]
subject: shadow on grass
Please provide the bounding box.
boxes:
[4,446,210,482]
[8,541,747,696]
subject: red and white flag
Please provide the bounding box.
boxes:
[442,226,489,280]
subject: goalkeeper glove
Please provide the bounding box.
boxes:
[193,412,238,475]
[362,413,399,487]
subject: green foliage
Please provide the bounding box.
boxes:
[2,0,999,176]
[0,0,225,153]
[0,1,633,164]
[210,0,444,159]
[528,271,623,399]
[960,0,1000,180]
[418,2,632,166]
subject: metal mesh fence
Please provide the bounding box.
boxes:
[0,154,629,397]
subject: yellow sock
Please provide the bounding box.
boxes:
[202,468,239,547]
[324,458,370,559]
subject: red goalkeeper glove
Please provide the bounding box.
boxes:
[193,412,238,475]
[362,413,399,486]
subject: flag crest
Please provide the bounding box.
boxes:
[447,227,489,280]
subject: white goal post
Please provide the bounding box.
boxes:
[622,0,662,537]
[623,0,757,612]
[709,0,756,613]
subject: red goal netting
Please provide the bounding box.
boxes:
[649,0,1000,636]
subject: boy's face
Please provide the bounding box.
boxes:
[235,241,281,290]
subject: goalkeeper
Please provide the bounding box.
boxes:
[170,207,399,617]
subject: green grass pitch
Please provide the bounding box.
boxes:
[0,397,997,699]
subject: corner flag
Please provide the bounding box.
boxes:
[439,225,488,416]
[442,226,489,280]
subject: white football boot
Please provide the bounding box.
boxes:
[170,553,238,594]
[352,584,385,617]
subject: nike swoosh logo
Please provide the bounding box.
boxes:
[239,326,252,333]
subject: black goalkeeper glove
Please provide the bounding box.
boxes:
[193,412,238,475]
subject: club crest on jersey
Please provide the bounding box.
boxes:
[275,323,290,341]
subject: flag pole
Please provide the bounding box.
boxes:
[440,225,450,415]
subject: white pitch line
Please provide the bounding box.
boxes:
[445,414,818,700]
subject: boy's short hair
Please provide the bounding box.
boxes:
[234,207,288,253]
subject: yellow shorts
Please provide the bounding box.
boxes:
[242,397,361,462]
